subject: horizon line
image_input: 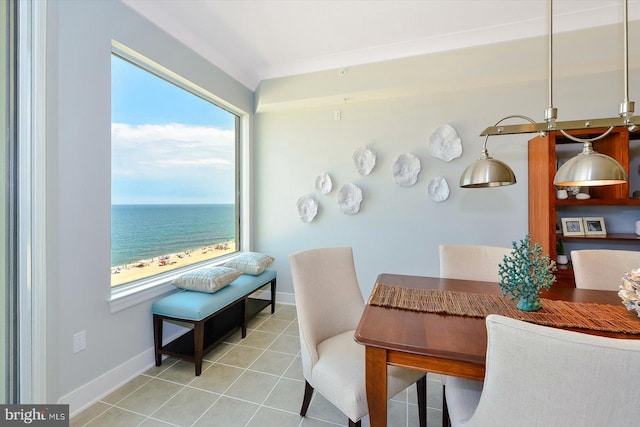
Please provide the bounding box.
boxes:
[111,202,235,206]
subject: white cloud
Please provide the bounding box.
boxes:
[112,123,235,177]
[141,158,233,168]
[112,123,231,145]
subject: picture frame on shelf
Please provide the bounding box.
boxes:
[583,217,607,236]
[561,217,585,236]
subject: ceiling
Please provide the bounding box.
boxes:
[121,0,640,90]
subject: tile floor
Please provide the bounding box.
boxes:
[70,304,444,427]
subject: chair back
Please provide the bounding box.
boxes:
[464,315,640,427]
[289,247,365,379]
[571,249,640,290]
[439,245,511,282]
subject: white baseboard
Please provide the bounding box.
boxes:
[61,290,295,417]
[277,291,295,305]
[60,346,156,417]
[253,289,295,306]
[59,327,185,418]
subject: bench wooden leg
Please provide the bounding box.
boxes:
[193,320,204,376]
[153,314,163,367]
[270,278,276,314]
[241,298,248,338]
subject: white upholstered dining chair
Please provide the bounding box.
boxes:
[439,245,511,424]
[439,245,511,283]
[446,314,640,427]
[571,249,640,290]
[289,247,427,427]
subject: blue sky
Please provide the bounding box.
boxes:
[111,55,236,205]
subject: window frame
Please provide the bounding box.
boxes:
[109,41,247,312]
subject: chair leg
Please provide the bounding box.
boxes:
[300,381,314,416]
[442,383,451,427]
[416,375,427,427]
[302,380,361,426]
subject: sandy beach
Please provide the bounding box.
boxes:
[110,241,236,287]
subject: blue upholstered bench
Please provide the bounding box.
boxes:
[152,269,277,375]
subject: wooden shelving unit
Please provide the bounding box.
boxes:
[528,127,640,287]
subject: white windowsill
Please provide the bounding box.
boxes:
[109,253,239,313]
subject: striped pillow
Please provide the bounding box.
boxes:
[172,266,241,293]
[224,252,274,275]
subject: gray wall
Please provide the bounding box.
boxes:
[46,0,253,406]
[44,0,640,412]
[254,82,531,299]
[253,23,640,298]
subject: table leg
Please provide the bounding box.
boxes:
[366,346,388,427]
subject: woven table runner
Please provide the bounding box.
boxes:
[368,283,640,334]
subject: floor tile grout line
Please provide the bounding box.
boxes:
[140,415,182,427]
[144,385,185,422]
[272,308,350,427]
[232,342,300,357]
[90,367,162,422]
[189,307,284,427]
[302,414,344,427]
[75,402,114,427]
[145,377,225,425]
[242,311,298,426]
[86,403,166,427]
[74,306,304,427]
[304,388,345,426]
[243,336,301,426]
[188,391,225,427]
[261,315,352,427]
[190,345,267,425]
[101,314,259,426]
[118,406,164,426]
[192,308,295,426]
[203,336,238,363]
[83,361,178,426]
[100,359,174,407]
[76,303,444,426]
[182,307,297,427]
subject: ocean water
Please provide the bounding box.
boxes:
[111,204,236,267]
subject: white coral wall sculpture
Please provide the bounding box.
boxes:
[393,153,421,187]
[337,183,363,215]
[428,124,462,161]
[352,146,376,175]
[427,176,450,202]
[297,195,319,223]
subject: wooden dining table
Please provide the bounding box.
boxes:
[354,273,639,427]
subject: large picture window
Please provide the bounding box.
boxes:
[111,48,239,289]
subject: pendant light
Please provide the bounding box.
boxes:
[460,0,636,189]
[459,115,535,188]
